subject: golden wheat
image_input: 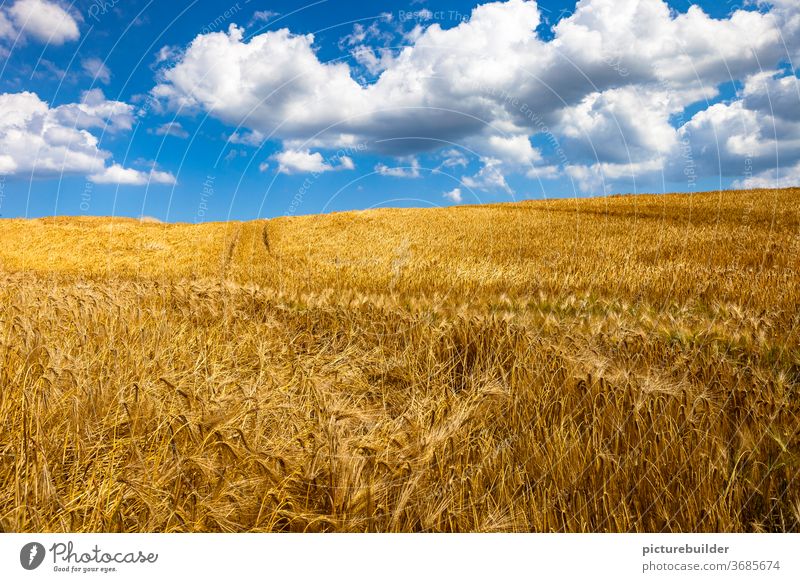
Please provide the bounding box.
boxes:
[0,188,798,532]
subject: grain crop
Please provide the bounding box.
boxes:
[0,188,798,532]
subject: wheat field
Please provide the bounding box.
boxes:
[0,188,798,532]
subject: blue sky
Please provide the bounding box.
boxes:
[0,0,798,221]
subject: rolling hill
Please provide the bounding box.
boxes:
[0,188,798,532]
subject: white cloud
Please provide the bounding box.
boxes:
[526,164,560,180]
[153,121,189,139]
[151,0,800,190]
[551,0,784,89]
[152,25,371,153]
[250,10,279,26]
[229,129,265,146]
[402,23,425,44]
[339,15,393,49]
[154,45,180,66]
[566,164,602,194]
[462,157,513,193]
[82,58,111,85]
[8,0,79,45]
[223,149,246,162]
[52,89,135,133]
[0,11,16,40]
[741,70,800,122]
[340,23,368,47]
[443,187,463,203]
[271,148,354,174]
[438,149,469,169]
[0,91,104,176]
[556,86,679,164]
[89,163,176,185]
[0,90,171,185]
[733,161,800,189]
[273,149,328,174]
[150,2,545,152]
[485,135,541,165]
[567,159,665,194]
[351,45,395,76]
[675,71,800,181]
[375,158,421,178]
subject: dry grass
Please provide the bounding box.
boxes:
[0,188,798,532]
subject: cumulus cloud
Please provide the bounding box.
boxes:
[556,87,680,164]
[484,135,541,165]
[375,158,421,178]
[152,25,366,139]
[0,91,105,176]
[53,89,135,133]
[153,45,180,67]
[733,161,800,189]
[351,45,395,76]
[674,71,800,184]
[152,121,189,139]
[82,58,111,85]
[89,164,176,185]
[438,149,469,169]
[7,0,79,45]
[443,187,463,203]
[151,0,800,192]
[741,70,800,122]
[0,91,171,185]
[271,149,354,174]
[462,158,513,193]
[566,159,665,194]
[229,129,266,146]
[526,164,561,180]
